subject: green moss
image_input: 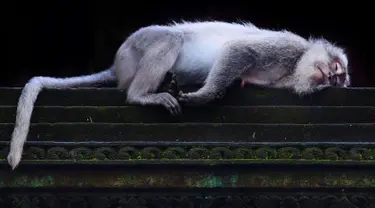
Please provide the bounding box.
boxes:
[62,106,77,109]
[254,92,269,97]
[96,106,108,111]
[12,176,28,187]
[230,175,239,185]
[282,177,293,185]
[11,176,55,187]
[30,176,55,187]
[361,178,375,187]
[115,175,137,186]
[195,175,224,188]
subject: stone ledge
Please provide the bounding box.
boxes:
[1,106,374,123]
[0,123,374,142]
[1,85,375,106]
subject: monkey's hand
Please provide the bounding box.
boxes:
[151,92,182,115]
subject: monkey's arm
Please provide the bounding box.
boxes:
[178,41,258,105]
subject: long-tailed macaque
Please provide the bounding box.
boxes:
[7,20,350,169]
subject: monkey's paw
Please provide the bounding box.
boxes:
[7,149,22,170]
[155,92,182,115]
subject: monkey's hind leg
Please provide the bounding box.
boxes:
[126,28,184,115]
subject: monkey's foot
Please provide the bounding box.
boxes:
[7,148,22,170]
[178,90,223,106]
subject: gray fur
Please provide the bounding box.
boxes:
[7,20,350,169]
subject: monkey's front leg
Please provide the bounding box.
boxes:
[179,43,257,105]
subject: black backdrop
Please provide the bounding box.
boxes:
[6,1,375,87]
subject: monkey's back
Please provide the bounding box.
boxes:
[169,21,310,86]
[171,21,260,85]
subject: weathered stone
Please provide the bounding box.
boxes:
[0,123,374,142]
[0,86,374,208]
[0,85,375,106]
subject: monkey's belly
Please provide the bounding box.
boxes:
[175,30,239,71]
[242,77,270,86]
[241,73,273,86]
[171,41,218,85]
[174,44,219,72]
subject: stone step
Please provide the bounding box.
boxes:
[0,123,374,142]
[0,106,374,123]
[1,86,375,106]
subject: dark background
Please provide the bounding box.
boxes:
[7,1,375,87]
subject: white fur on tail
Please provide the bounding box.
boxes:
[7,69,116,169]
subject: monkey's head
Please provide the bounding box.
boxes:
[292,38,350,95]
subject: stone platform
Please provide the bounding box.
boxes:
[0,85,374,207]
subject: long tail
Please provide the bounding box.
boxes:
[7,69,116,169]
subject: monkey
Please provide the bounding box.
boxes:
[7,20,350,169]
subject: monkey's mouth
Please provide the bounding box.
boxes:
[331,74,347,86]
[329,75,338,86]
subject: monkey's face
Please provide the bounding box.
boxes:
[313,58,350,88]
